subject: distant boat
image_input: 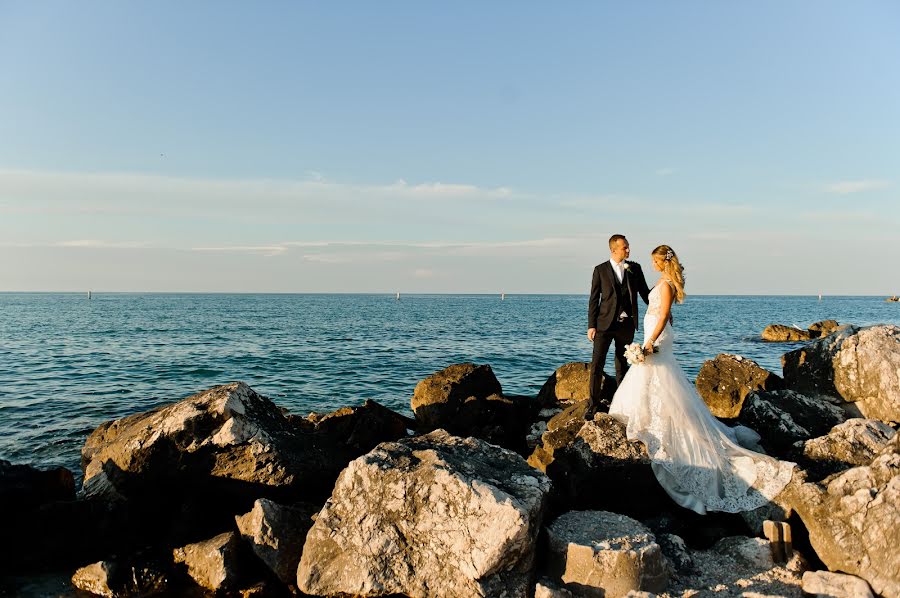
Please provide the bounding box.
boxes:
[501,293,505,301]
[887,295,899,303]
[818,293,822,301]
[396,292,400,300]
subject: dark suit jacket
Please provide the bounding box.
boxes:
[588,260,651,331]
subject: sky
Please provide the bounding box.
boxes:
[1,2,898,294]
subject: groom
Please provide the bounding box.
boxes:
[588,234,651,403]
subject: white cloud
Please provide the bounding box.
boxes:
[823,179,890,194]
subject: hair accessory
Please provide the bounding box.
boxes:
[664,249,674,261]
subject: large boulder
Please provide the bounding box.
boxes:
[297,430,551,598]
[695,354,784,418]
[537,363,615,407]
[235,498,317,587]
[544,510,667,598]
[533,413,667,517]
[782,436,900,598]
[738,389,847,456]
[411,363,535,451]
[809,319,842,337]
[796,418,897,480]
[802,570,875,598]
[71,558,168,597]
[763,324,814,342]
[527,400,594,472]
[295,398,413,451]
[0,460,75,510]
[782,324,900,422]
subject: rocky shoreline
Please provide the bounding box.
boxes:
[1,323,898,598]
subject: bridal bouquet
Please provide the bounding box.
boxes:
[624,343,646,366]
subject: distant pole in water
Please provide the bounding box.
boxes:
[501,293,505,301]
[88,290,92,300]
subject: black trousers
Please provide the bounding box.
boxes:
[590,317,636,401]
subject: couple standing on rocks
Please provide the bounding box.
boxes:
[587,234,795,515]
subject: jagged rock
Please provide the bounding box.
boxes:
[782,325,900,422]
[0,460,75,510]
[657,533,693,572]
[809,320,842,337]
[763,324,813,342]
[411,363,535,451]
[797,418,896,480]
[173,531,243,593]
[739,389,847,455]
[545,510,667,598]
[527,400,593,472]
[297,430,551,598]
[82,382,338,503]
[695,354,784,418]
[802,570,874,598]
[782,436,900,598]
[534,578,576,598]
[235,498,317,586]
[71,559,168,597]
[296,399,412,452]
[534,413,666,516]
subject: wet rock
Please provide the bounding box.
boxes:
[782,324,900,423]
[695,354,784,418]
[235,498,317,586]
[297,430,550,598]
[739,389,847,456]
[782,436,900,598]
[802,570,874,598]
[173,531,243,593]
[545,510,667,598]
[763,324,813,342]
[797,418,896,480]
[808,320,842,337]
[411,363,535,451]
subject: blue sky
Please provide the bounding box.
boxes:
[1,2,897,293]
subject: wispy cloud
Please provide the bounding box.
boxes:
[656,167,677,176]
[192,245,287,257]
[823,179,890,194]
[55,240,152,249]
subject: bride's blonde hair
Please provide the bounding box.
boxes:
[652,245,686,303]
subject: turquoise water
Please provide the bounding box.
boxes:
[1,293,897,478]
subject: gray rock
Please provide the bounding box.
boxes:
[695,354,784,418]
[545,510,667,598]
[712,536,774,570]
[802,570,874,598]
[783,436,900,598]
[534,577,576,598]
[296,430,551,598]
[173,531,243,593]
[739,389,847,455]
[797,418,896,480]
[782,324,900,422]
[657,533,693,572]
[235,498,316,586]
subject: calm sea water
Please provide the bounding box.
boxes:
[1,293,897,481]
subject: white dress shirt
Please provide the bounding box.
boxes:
[610,259,625,283]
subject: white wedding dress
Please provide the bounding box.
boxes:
[608,282,795,514]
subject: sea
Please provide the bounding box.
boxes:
[1,293,898,483]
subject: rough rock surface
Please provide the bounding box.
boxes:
[535,413,666,516]
[0,460,75,510]
[71,559,168,597]
[81,382,335,502]
[802,570,874,598]
[173,531,243,593]
[809,319,842,337]
[739,389,847,455]
[797,418,897,480]
[695,354,784,418]
[783,435,900,598]
[410,363,534,450]
[534,577,576,598]
[763,324,813,342]
[782,324,900,422]
[235,498,317,586]
[545,510,667,598]
[294,399,412,453]
[527,400,593,472]
[297,430,551,598]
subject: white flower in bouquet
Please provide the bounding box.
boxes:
[624,342,645,366]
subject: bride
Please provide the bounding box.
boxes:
[608,245,794,514]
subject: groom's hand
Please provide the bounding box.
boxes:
[587,327,596,342]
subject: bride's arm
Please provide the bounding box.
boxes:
[644,283,674,353]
